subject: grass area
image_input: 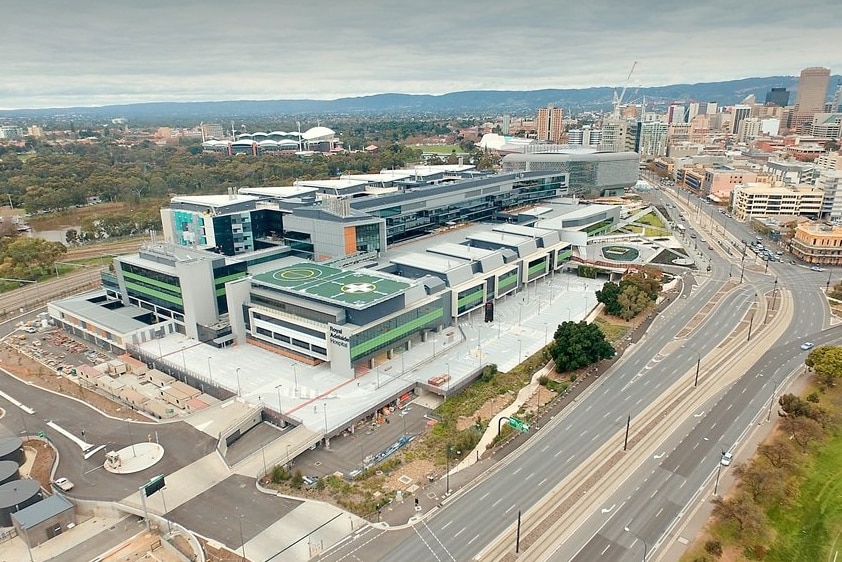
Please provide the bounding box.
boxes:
[593,316,631,342]
[683,380,842,561]
[637,211,667,229]
[764,433,842,562]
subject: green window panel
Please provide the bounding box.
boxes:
[124,280,184,306]
[457,286,484,307]
[528,260,547,275]
[498,271,518,290]
[557,249,573,261]
[122,270,181,293]
[351,308,443,360]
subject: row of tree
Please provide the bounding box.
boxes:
[707,346,842,559]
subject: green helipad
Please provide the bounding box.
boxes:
[253,263,411,308]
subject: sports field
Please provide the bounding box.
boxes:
[253,263,411,308]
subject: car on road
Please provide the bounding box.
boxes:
[800,342,815,351]
[720,452,733,466]
[53,477,74,492]
[811,266,826,272]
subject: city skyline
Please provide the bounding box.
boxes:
[5,0,841,110]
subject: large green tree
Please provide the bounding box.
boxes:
[548,320,615,373]
[805,346,842,387]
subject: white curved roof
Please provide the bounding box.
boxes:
[302,126,335,140]
[232,139,257,146]
[237,133,253,139]
[258,140,279,146]
[277,139,300,146]
[202,140,229,146]
[252,132,269,139]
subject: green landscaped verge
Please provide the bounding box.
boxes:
[636,212,667,229]
[763,427,842,561]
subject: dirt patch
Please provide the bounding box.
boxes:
[199,537,247,562]
[0,344,148,421]
[382,459,438,491]
[456,394,512,431]
[23,439,56,489]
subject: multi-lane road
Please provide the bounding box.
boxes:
[323,183,833,562]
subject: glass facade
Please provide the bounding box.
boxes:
[355,223,383,253]
[497,268,519,296]
[456,285,485,315]
[213,263,247,313]
[350,302,445,362]
[120,263,184,313]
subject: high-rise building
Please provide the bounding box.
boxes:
[536,104,564,143]
[731,105,752,134]
[638,122,669,157]
[667,104,686,124]
[737,117,762,142]
[792,67,831,131]
[765,87,790,107]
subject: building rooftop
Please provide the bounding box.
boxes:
[252,263,413,309]
[171,194,258,208]
[11,495,73,529]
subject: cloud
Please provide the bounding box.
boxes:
[3,0,840,109]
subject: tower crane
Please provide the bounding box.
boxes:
[612,61,638,117]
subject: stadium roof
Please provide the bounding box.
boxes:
[302,126,335,141]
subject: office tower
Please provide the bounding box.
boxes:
[667,104,686,124]
[765,87,790,107]
[536,104,564,143]
[501,114,511,135]
[731,105,752,134]
[792,67,831,130]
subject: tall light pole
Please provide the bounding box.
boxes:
[623,526,648,561]
[238,515,246,561]
[207,356,213,384]
[275,384,283,419]
[684,347,701,387]
[518,338,523,363]
[235,367,241,397]
[291,363,298,396]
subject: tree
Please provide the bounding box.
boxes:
[734,460,786,504]
[65,229,79,245]
[781,416,825,449]
[595,282,623,316]
[617,285,650,320]
[806,346,842,387]
[549,320,615,373]
[712,493,767,539]
[758,440,800,471]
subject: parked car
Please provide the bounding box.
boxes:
[811,266,826,272]
[53,477,74,492]
[800,342,815,351]
[721,452,733,466]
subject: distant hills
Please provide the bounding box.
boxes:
[3,75,840,121]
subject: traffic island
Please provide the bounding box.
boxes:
[103,443,164,474]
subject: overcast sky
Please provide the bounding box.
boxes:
[4,0,840,110]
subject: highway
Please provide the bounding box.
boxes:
[323,182,835,562]
[550,184,835,561]
[322,259,756,560]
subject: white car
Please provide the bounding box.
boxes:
[53,477,74,492]
[800,342,815,351]
[811,266,826,272]
[720,452,733,466]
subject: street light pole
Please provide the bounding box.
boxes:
[235,367,241,397]
[207,356,213,384]
[238,515,246,561]
[623,526,648,561]
[291,363,298,396]
[275,384,283,424]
